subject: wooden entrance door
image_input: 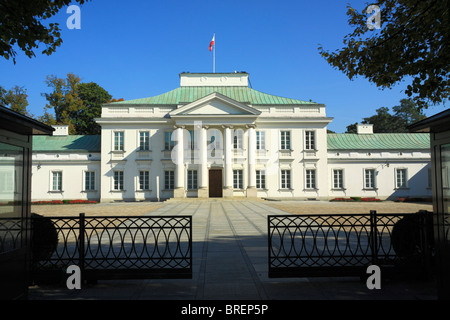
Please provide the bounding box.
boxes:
[209,169,223,198]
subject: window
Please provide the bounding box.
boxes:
[139,131,150,151]
[139,171,150,190]
[333,169,343,189]
[187,170,198,190]
[0,171,14,192]
[305,131,315,150]
[233,169,243,189]
[306,169,316,189]
[280,131,291,150]
[209,129,221,149]
[256,131,266,150]
[114,131,124,151]
[52,171,62,191]
[113,171,124,190]
[85,171,95,191]
[233,129,243,149]
[428,167,432,188]
[396,169,408,189]
[365,169,376,189]
[281,170,291,189]
[188,130,197,150]
[0,142,24,253]
[165,170,174,190]
[164,131,174,151]
[256,170,266,189]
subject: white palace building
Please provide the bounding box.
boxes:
[29,72,432,202]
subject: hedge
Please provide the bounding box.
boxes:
[330,197,381,202]
[31,200,97,205]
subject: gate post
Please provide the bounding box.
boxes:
[418,210,433,277]
[78,213,85,285]
[370,210,378,265]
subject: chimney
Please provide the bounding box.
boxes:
[357,124,373,134]
[52,125,69,136]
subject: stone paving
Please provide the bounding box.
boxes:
[28,199,438,300]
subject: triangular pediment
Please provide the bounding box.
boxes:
[169,92,261,116]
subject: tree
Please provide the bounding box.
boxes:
[76,82,112,135]
[363,106,404,133]
[318,0,450,109]
[42,73,83,134]
[36,110,57,127]
[346,122,358,134]
[41,73,112,135]
[0,85,32,117]
[0,86,7,105]
[392,98,427,127]
[346,98,426,133]
[0,0,88,63]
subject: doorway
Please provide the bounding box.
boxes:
[209,169,223,198]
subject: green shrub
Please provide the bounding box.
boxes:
[391,214,421,259]
[31,213,59,264]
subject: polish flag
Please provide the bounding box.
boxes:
[209,34,215,51]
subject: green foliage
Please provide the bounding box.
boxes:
[41,73,112,135]
[0,85,32,117]
[76,82,112,135]
[318,0,450,109]
[0,0,88,63]
[31,213,59,263]
[345,98,426,133]
[391,214,422,259]
[363,106,404,133]
[41,73,84,134]
[0,85,6,105]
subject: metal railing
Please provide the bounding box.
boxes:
[0,217,23,253]
[268,210,433,278]
[32,214,192,282]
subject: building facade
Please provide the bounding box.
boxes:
[30,72,432,202]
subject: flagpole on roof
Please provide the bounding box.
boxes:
[209,34,215,73]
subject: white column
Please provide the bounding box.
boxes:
[174,126,185,198]
[223,125,233,197]
[247,124,257,197]
[198,125,209,197]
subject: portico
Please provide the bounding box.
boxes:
[169,94,261,198]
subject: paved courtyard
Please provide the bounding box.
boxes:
[29,199,437,300]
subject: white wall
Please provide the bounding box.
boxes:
[328,152,431,200]
[31,152,101,201]
[31,131,431,202]
[99,124,171,202]
[255,124,329,200]
[97,120,332,201]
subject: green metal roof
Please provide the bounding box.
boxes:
[327,133,430,150]
[33,135,101,152]
[108,86,315,105]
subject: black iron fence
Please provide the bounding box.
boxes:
[268,210,433,278]
[31,214,192,283]
[0,217,22,253]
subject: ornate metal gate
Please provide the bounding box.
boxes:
[31,214,192,283]
[268,210,433,278]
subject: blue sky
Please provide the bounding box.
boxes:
[0,0,447,133]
